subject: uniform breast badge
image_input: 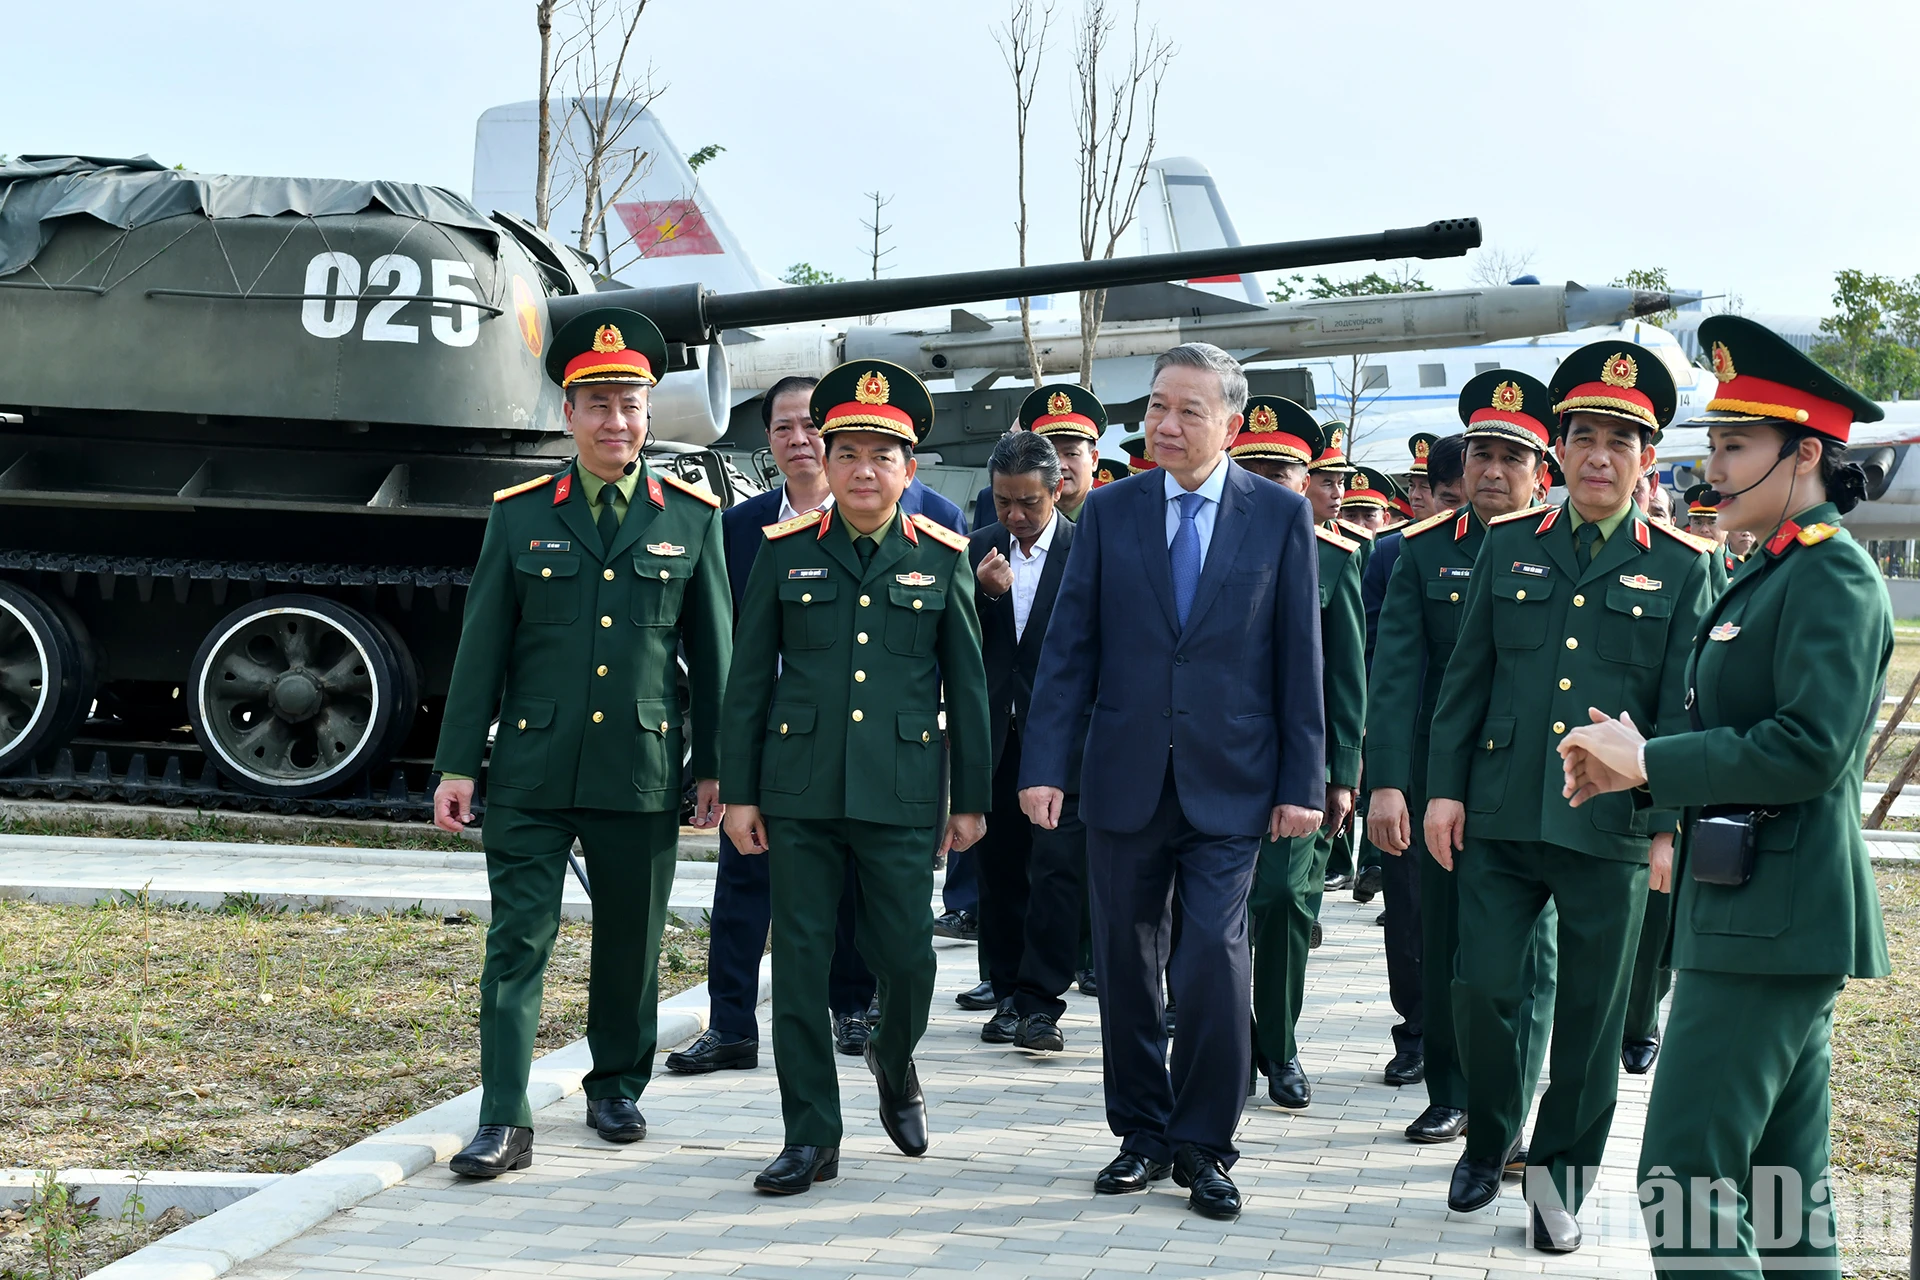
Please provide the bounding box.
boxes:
[1708,623,1741,641]
[646,543,686,557]
[895,572,937,587]
[1618,574,1663,591]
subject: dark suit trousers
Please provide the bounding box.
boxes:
[1381,829,1424,1055]
[1088,764,1258,1167]
[978,725,1090,1019]
[977,726,1031,999]
[707,829,874,1039]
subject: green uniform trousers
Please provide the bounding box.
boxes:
[478,804,679,1127]
[1638,971,1845,1278]
[1249,827,1327,1067]
[768,815,936,1146]
[1456,838,1641,1207]
[1625,879,1674,1042]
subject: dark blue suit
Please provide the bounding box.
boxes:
[1022,459,1324,1165]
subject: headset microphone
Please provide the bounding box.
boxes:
[623,459,638,476]
[1698,440,1797,507]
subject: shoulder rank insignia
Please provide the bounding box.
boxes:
[1797,521,1840,546]
[552,471,572,504]
[1709,622,1741,641]
[1401,508,1454,539]
[763,509,824,540]
[896,571,937,586]
[1333,518,1375,542]
[1487,505,1540,526]
[1454,509,1473,541]
[1618,573,1663,591]
[645,542,685,557]
[1651,521,1715,553]
[660,471,722,507]
[1315,525,1361,554]
[492,472,555,503]
[1536,507,1561,536]
[909,512,969,551]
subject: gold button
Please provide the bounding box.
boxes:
[1515,589,1526,601]
[860,594,871,607]
[604,568,615,581]
[517,718,527,730]
[1632,605,1643,617]
[855,670,866,682]
[802,592,812,603]
[1573,594,1585,607]
[1565,637,1578,650]
[540,567,552,578]
[857,632,869,644]
[852,709,864,722]
[660,721,670,732]
[1485,739,1495,750]
[592,711,604,723]
[921,731,930,743]
[1559,677,1571,691]
[1553,720,1566,734]
[659,569,670,581]
[601,615,612,628]
[1449,592,1460,603]
[597,665,608,677]
[780,723,789,735]
[912,599,923,611]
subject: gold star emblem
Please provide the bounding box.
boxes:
[1711,341,1737,383]
[1047,390,1074,416]
[1493,380,1523,413]
[855,371,891,405]
[592,324,625,353]
[1601,352,1639,389]
[1248,405,1279,433]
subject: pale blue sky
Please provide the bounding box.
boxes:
[3,0,1912,316]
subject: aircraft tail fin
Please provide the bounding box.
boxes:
[1134,157,1267,308]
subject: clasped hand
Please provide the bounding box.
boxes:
[1558,708,1649,805]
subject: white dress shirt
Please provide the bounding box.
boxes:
[1009,511,1059,642]
[778,485,833,522]
[1162,454,1230,562]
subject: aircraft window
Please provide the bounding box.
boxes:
[1475,361,1501,375]
[1362,366,1389,391]
[1419,364,1447,388]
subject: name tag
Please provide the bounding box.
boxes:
[1709,623,1741,641]
[1438,566,1472,579]
[1619,574,1663,591]
[787,568,828,579]
[896,572,937,586]
[646,542,685,557]
[529,540,570,552]
[1510,561,1549,578]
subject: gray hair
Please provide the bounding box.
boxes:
[1150,343,1248,417]
[988,429,1062,488]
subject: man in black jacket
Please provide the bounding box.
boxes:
[969,430,1087,1052]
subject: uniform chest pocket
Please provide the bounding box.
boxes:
[1596,586,1673,667]
[516,553,580,625]
[632,555,692,626]
[1424,575,1469,642]
[778,579,838,650]
[884,585,946,656]
[1492,576,1554,649]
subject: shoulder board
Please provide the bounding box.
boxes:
[1333,518,1375,542]
[1378,519,1408,535]
[910,512,969,551]
[1487,505,1540,526]
[1315,525,1361,554]
[763,509,824,540]
[659,471,722,507]
[493,473,555,503]
[1796,521,1841,546]
[1401,508,1454,539]
[1653,521,1716,553]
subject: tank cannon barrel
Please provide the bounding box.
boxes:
[553,218,1483,346]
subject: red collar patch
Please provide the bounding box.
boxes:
[1633,519,1651,550]
[901,513,919,545]
[552,472,572,504]
[816,507,834,540]
[1766,520,1802,557]
[1535,507,1560,536]
[646,474,665,508]
[1454,510,1471,541]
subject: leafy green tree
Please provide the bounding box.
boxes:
[1268,268,1433,302]
[1809,269,1920,400]
[686,144,726,174]
[780,262,845,287]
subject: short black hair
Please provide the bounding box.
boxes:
[988,430,1062,487]
[1427,432,1468,487]
[761,376,819,429]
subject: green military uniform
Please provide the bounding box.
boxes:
[1366,371,1559,1130]
[1632,316,1891,1275]
[435,309,731,1130]
[721,360,991,1151]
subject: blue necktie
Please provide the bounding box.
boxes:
[1170,490,1205,628]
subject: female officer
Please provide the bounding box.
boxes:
[1557,315,1891,1276]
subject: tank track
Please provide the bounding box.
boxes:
[0,552,471,606]
[0,745,439,820]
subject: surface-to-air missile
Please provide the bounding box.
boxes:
[0,154,1478,805]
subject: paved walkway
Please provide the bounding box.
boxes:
[222,894,1658,1280]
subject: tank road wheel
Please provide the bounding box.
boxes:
[0,581,86,774]
[188,595,398,798]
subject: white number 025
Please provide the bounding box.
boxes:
[299,252,480,348]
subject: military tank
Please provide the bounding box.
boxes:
[0,154,1479,813]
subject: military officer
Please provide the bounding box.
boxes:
[1230,399,1363,1112]
[1561,315,1891,1274]
[1339,466,1404,534]
[1423,344,1713,1250]
[431,309,731,1178]
[721,359,992,1195]
[1684,483,1741,591]
[1404,433,1439,522]
[1365,370,1560,1149]
[1025,383,1105,521]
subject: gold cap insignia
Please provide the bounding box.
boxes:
[1414,438,1430,458]
[1348,472,1367,491]
[1711,341,1736,383]
[1248,404,1279,433]
[1601,352,1639,389]
[1492,380,1523,413]
[855,370,892,405]
[1328,427,1345,451]
[592,324,626,353]
[1047,390,1074,416]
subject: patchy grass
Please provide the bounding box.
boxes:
[0,896,708,1177]
[0,1174,190,1280]
[0,808,475,853]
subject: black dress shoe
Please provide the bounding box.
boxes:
[1384,1050,1425,1086]
[1323,872,1353,891]
[1405,1104,1468,1143]
[665,1028,758,1074]
[1074,968,1098,997]
[981,997,1019,1044]
[1448,1137,1521,1213]
[1374,910,1387,926]
[1172,1144,1242,1220]
[1309,922,1323,949]
[1505,1143,1529,1174]
[1093,1150,1171,1194]
[1621,1036,1660,1075]
[932,910,979,941]
[955,979,997,1011]
[449,1124,533,1178]
[1014,1012,1064,1053]
[834,1011,872,1056]
[585,1097,646,1143]
[1352,864,1384,903]
[1267,1057,1310,1111]
[754,1144,839,1194]
[1528,1199,1583,1251]
[864,1042,928,1156]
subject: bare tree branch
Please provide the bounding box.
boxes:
[996,0,1054,388]
[859,190,896,325]
[553,0,667,268]
[1468,245,1536,288]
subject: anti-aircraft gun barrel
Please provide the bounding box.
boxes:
[554,218,1484,345]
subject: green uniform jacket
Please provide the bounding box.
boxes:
[1427,502,1712,862]
[1364,505,1486,794]
[1315,526,1367,789]
[433,462,731,812]
[1645,503,1891,978]
[720,507,993,826]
